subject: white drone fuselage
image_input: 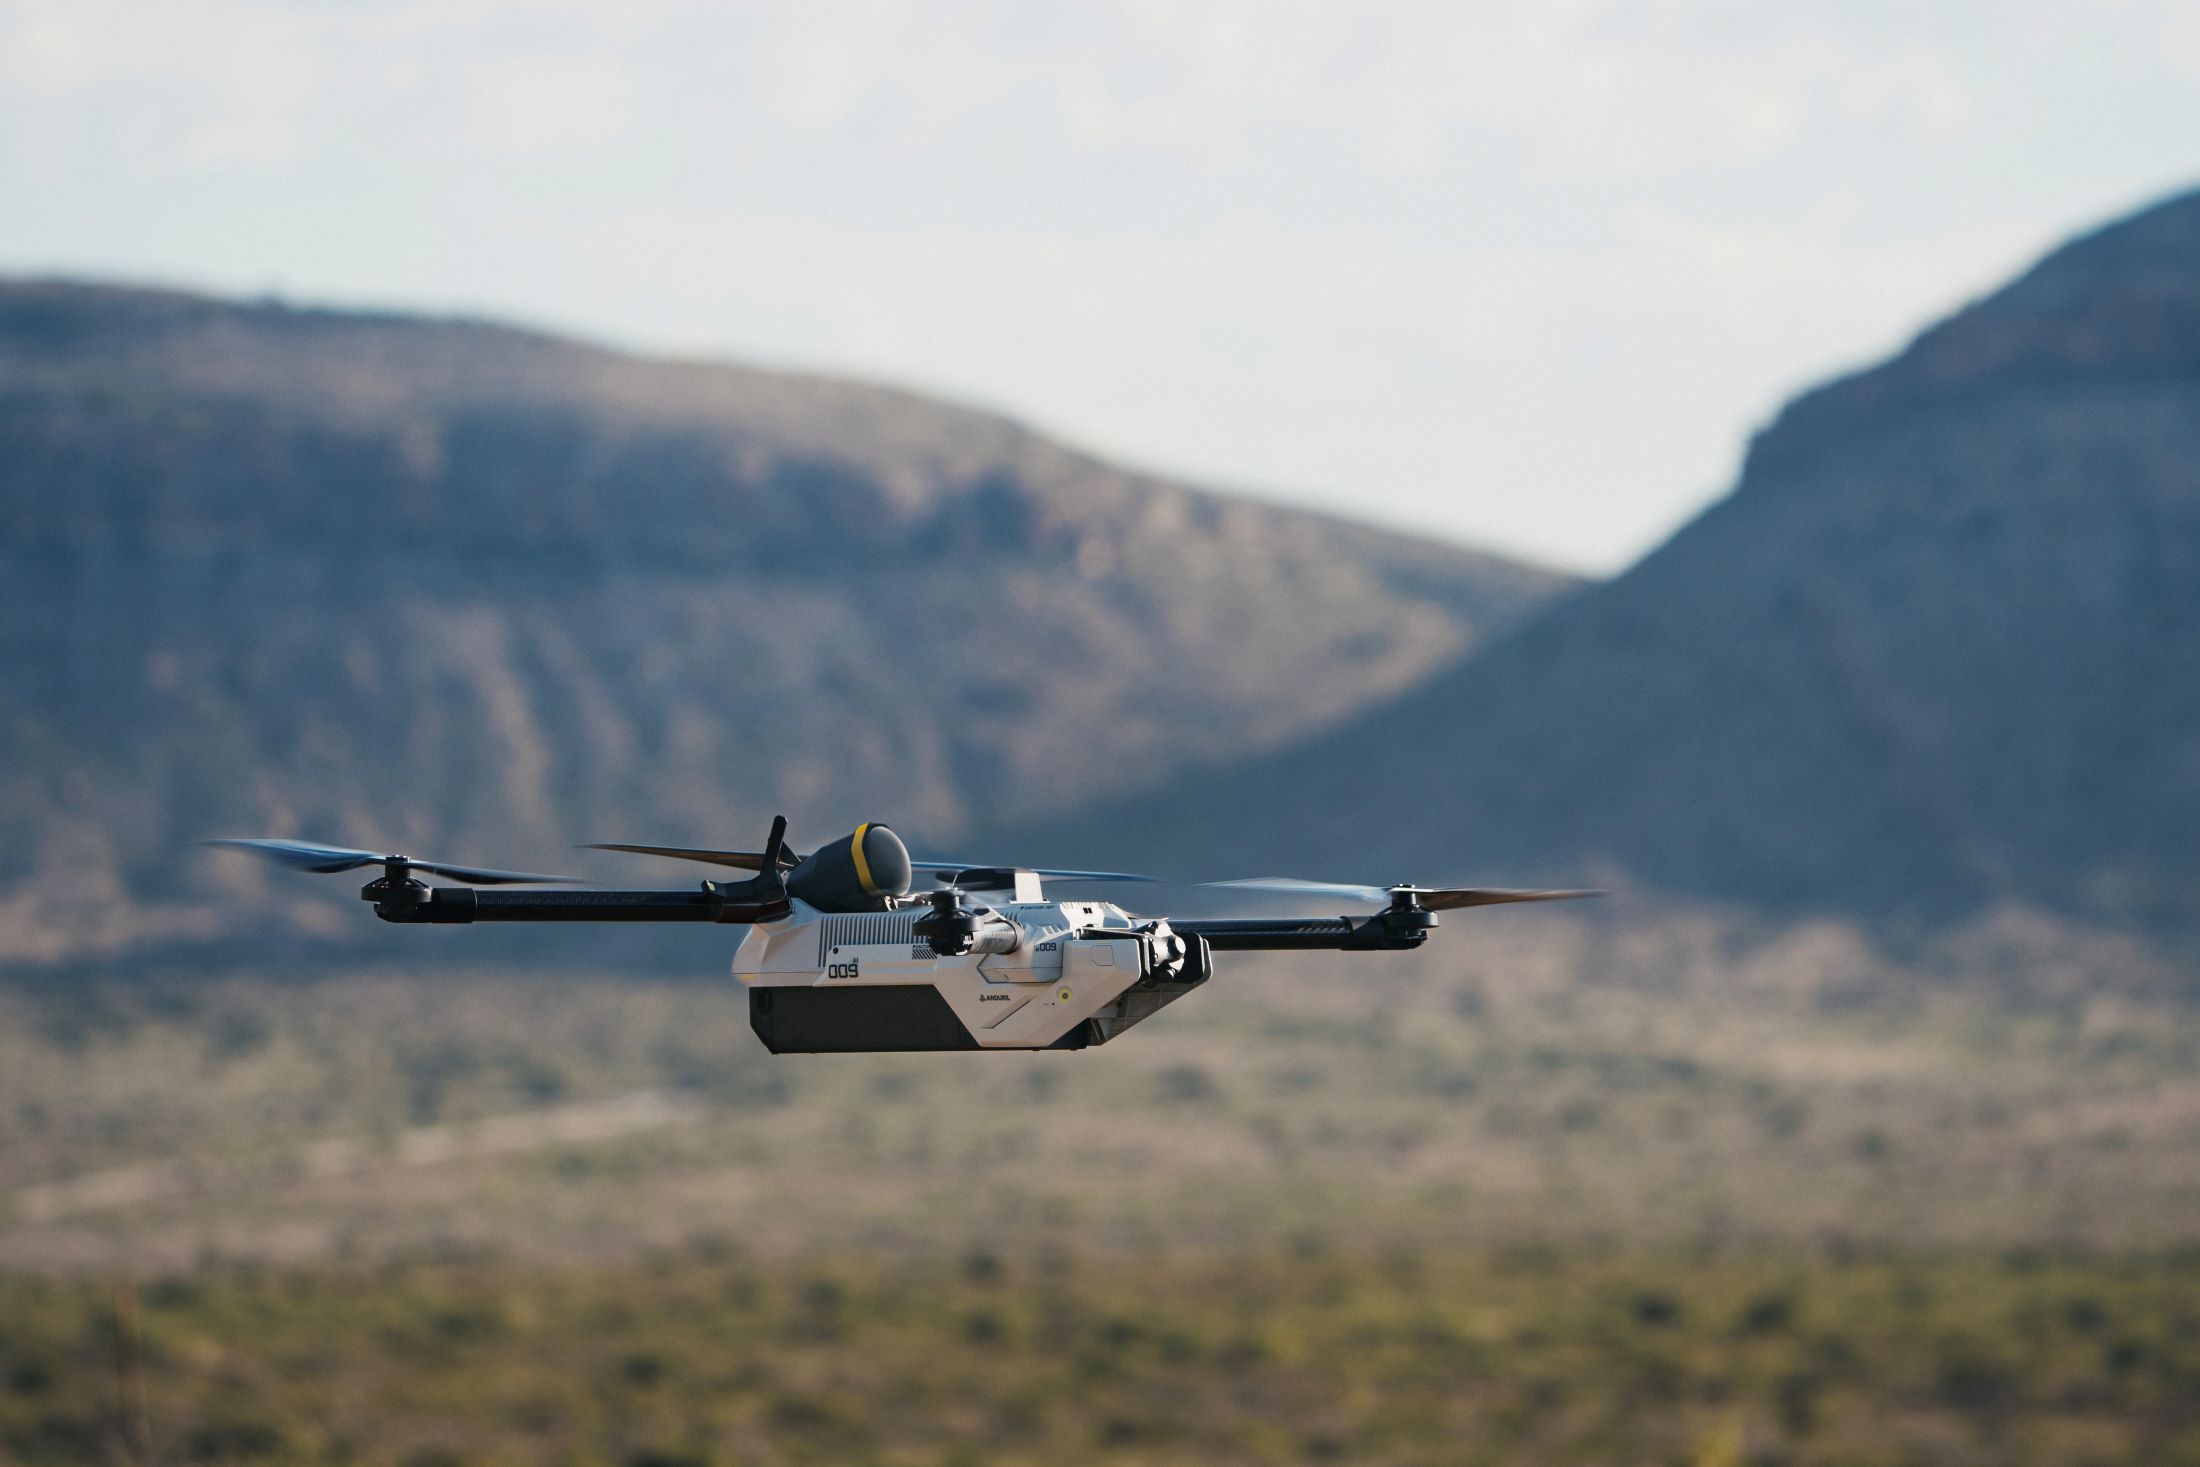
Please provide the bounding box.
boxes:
[733,883,1208,1053]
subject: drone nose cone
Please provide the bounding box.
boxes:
[857,822,913,898]
[787,822,914,911]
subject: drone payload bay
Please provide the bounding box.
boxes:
[208,819,1595,1054]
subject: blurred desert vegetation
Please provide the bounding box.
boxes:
[6,1240,2198,1466]
[3,908,2198,1463]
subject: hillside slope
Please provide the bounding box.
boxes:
[1042,189,2200,943]
[0,281,1571,966]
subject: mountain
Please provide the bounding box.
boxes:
[0,280,1572,967]
[1044,189,2200,945]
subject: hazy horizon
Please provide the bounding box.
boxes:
[7,1,2200,572]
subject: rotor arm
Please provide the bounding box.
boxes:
[371,885,788,925]
[1172,908,1436,952]
[1171,880,1596,952]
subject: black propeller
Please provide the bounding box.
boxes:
[202,838,575,885]
[583,842,802,872]
[587,837,1157,889]
[1197,878,1602,911]
[913,862,1159,889]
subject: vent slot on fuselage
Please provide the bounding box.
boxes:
[819,913,921,960]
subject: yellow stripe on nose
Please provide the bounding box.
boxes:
[850,822,878,894]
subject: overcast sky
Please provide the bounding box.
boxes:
[5,1,2200,571]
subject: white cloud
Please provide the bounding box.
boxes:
[2161,2,2200,80]
[0,1,326,167]
[467,53,634,154]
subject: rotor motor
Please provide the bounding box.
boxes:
[911,888,1024,957]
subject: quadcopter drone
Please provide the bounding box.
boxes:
[209,820,1594,1054]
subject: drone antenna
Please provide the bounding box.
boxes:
[745,815,792,906]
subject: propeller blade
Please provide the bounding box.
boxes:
[909,861,1162,883]
[202,837,383,874]
[1196,877,1602,911]
[203,838,574,885]
[583,843,802,872]
[1198,877,1394,904]
[407,860,580,886]
[1413,887,1603,910]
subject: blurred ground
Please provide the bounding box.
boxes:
[6,1245,2197,1466]
[2,909,2197,1463]
[5,908,2196,1270]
